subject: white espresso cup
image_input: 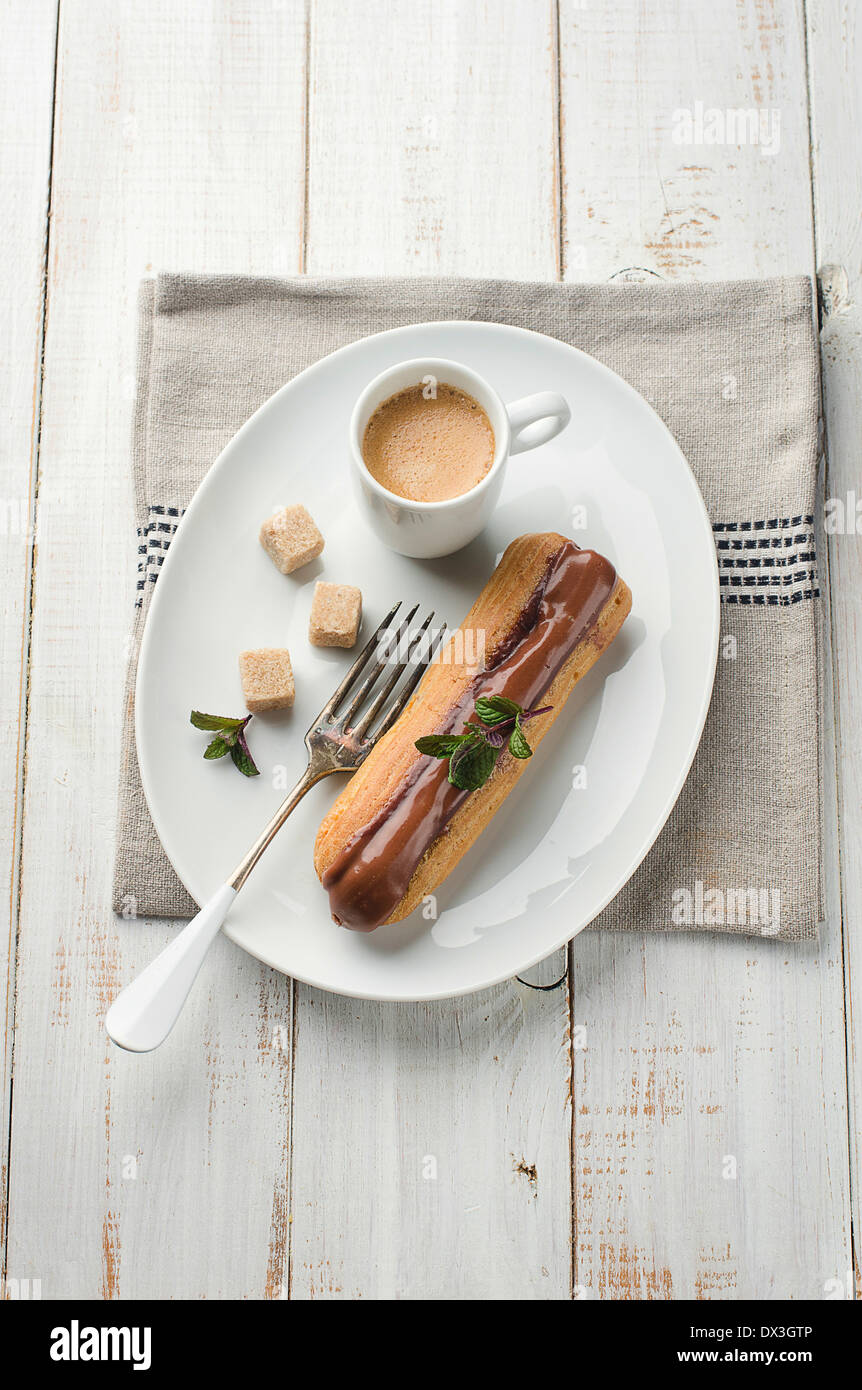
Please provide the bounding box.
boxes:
[349,357,571,559]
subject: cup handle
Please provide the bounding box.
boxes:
[506,392,571,455]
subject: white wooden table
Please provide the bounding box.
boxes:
[2,0,859,1301]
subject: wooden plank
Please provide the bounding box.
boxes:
[559,0,852,1298]
[560,0,811,282]
[5,0,307,1299]
[289,0,572,1299]
[0,0,58,1289]
[807,0,862,1298]
[305,0,560,278]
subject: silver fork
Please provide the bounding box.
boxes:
[106,602,444,1053]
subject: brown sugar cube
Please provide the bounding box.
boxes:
[259,504,324,574]
[309,582,362,648]
[239,648,295,713]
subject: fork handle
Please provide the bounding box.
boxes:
[105,883,236,1052]
[106,765,327,1053]
[227,763,326,892]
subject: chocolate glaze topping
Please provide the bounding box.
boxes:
[322,541,616,931]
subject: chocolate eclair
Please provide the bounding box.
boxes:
[314,533,631,931]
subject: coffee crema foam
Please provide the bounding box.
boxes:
[362,382,495,502]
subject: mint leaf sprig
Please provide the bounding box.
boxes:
[415,695,552,792]
[190,710,260,777]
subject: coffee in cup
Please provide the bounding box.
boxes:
[362,381,495,503]
[350,356,570,559]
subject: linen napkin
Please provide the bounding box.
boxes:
[114,275,822,941]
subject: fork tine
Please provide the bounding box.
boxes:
[316,600,401,721]
[337,604,419,727]
[351,611,435,739]
[371,621,449,741]
[355,617,448,742]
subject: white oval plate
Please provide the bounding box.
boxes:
[136,321,719,1002]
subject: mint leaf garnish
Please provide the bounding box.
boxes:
[414,698,553,791]
[191,710,248,732]
[230,741,260,778]
[415,733,476,758]
[507,720,532,760]
[481,724,508,748]
[192,710,259,777]
[204,735,230,759]
[448,738,498,791]
[474,695,522,726]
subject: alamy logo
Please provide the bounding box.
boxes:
[50,1321,152,1372]
[672,880,780,934]
[825,492,862,533]
[376,625,484,669]
[671,101,781,157]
